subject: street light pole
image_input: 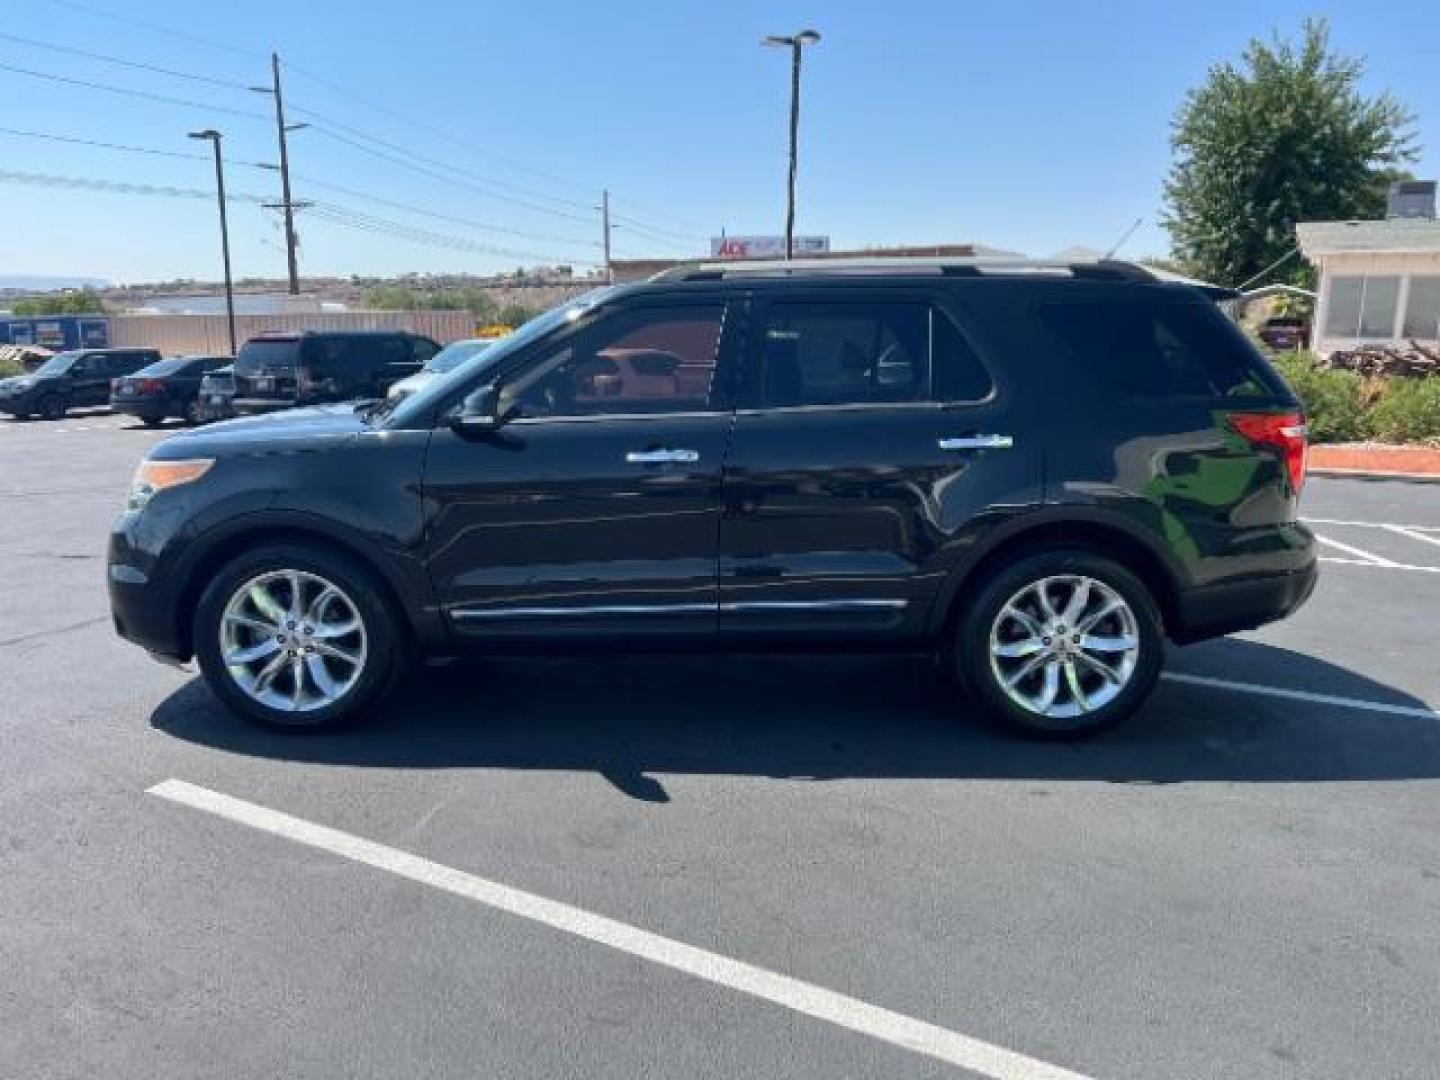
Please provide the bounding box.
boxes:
[763,29,821,259]
[189,129,236,356]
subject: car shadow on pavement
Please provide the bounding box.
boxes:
[150,637,1440,802]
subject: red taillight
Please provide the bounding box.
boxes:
[137,378,165,395]
[1229,410,1308,495]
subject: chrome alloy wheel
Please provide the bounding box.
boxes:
[219,569,368,712]
[987,574,1140,720]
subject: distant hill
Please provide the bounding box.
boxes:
[0,275,109,291]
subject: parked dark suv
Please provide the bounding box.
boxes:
[231,330,439,415]
[0,347,161,420]
[108,259,1317,735]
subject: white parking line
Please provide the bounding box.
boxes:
[148,778,1093,1080]
[1305,517,1440,532]
[1162,672,1439,719]
[1384,524,1440,550]
[1318,556,1440,574]
[1314,534,1397,567]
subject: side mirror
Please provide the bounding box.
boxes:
[449,383,511,435]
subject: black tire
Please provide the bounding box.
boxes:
[953,548,1163,738]
[142,416,164,428]
[193,543,406,731]
[36,394,67,421]
[183,398,203,426]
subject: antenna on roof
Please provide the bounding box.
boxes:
[1104,218,1144,259]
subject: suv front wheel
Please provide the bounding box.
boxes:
[955,549,1163,737]
[193,543,403,730]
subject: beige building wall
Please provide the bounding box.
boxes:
[1310,251,1440,355]
[108,310,477,356]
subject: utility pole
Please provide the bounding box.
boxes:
[188,129,236,355]
[252,53,306,295]
[601,189,613,283]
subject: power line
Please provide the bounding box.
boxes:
[285,100,600,216]
[607,195,710,234]
[0,167,598,266]
[0,167,266,204]
[609,215,703,252]
[281,74,707,239]
[305,204,600,265]
[302,121,599,226]
[36,0,708,236]
[0,125,597,251]
[0,28,619,231]
[41,0,262,59]
[280,57,601,198]
[0,30,252,91]
[293,173,596,249]
[0,125,214,163]
[0,61,271,121]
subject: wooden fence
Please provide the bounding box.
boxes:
[107,310,476,356]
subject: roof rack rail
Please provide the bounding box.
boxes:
[648,256,1160,284]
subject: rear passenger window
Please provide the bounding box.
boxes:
[758,302,991,408]
[760,302,925,407]
[1038,300,1280,398]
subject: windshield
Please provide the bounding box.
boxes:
[426,340,492,374]
[33,351,81,377]
[136,359,192,377]
[384,287,620,427]
[235,338,301,374]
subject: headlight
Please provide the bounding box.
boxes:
[127,458,214,511]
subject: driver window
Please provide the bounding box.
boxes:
[510,305,724,418]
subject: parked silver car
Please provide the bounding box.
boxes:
[386,338,495,400]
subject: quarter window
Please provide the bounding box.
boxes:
[1039,300,1280,398]
[511,305,724,418]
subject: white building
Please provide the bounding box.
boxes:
[1297,212,1440,356]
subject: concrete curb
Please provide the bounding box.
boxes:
[1308,444,1440,483]
[1308,467,1440,484]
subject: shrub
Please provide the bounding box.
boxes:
[1269,352,1371,442]
[1368,378,1440,444]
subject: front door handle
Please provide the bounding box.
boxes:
[938,434,1014,451]
[625,448,700,465]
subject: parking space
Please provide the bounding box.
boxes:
[3,418,1438,1080]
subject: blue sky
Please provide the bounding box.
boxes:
[2,0,1435,284]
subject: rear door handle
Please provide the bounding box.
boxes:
[938,434,1014,451]
[625,448,699,465]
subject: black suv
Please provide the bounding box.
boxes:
[108,259,1317,735]
[0,347,161,420]
[231,330,439,415]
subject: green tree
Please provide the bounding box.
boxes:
[362,285,422,310]
[11,288,105,316]
[497,303,537,328]
[1163,19,1416,288]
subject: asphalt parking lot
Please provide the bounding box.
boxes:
[2,411,1438,1080]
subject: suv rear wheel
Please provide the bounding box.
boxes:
[193,543,403,730]
[955,549,1163,737]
